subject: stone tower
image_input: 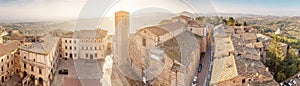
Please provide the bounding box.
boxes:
[113,11,130,65]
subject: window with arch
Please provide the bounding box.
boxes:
[31,66,34,71]
[39,68,42,74]
[142,38,146,46]
[24,63,27,69]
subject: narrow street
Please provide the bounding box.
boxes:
[197,37,212,86]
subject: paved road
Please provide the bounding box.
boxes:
[197,38,212,86]
[282,72,300,86]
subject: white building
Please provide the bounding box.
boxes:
[0,26,8,44]
[61,29,108,59]
[19,35,59,86]
[275,28,281,35]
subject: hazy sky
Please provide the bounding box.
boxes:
[211,0,300,16]
[1,0,300,22]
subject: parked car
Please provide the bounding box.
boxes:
[59,69,68,75]
[287,82,293,86]
[192,76,197,84]
[290,79,297,85]
[281,82,290,86]
[198,64,202,73]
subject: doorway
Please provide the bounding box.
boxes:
[90,54,93,59]
[69,53,73,59]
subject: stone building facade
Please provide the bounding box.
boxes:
[61,29,108,59]
[0,41,20,85]
[19,35,59,86]
[129,19,202,85]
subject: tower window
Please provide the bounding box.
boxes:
[31,66,34,71]
[142,38,146,46]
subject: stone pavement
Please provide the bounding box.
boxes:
[2,74,22,86]
[51,58,105,86]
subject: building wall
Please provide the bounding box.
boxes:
[0,50,17,85]
[131,29,202,86]
[19,42,59,86]
[217,76,246,86]
[61,38,106,59]
[0,37,3,44]
[130,30,158,70]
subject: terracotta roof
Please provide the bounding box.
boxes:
[210,55,238,85]
[214,24,230,38]
[172,15,191,20]
[138,21,187,36]
[0,41,20,56]
[159,19,172,25]
[139,26,169,36]
[187,20,204,27]
[160,31,198,66]
[232,36,260,60]
[241,33,257,41]
[19,35,59,55]
[235,56,275,83]
[256,34,272,42]
[214,37,235,58]
[157,21,187,33]
[254,42,264,48]
[62,29,107,39]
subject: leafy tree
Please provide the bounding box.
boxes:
[222,18,227,25]
[243,21,247,26]
[265,40,284,76]
[276,71,286,82]
[285,64,298,77]
[267,40,285,61]
[227,17,235,26]
[212,16,220,25]
[297,64,300,71]
[234,20,241,26]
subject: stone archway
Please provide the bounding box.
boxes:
[38,77,43,85]
[1,76,4,83]
[23,71,27,77]
[30,75,35,81]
